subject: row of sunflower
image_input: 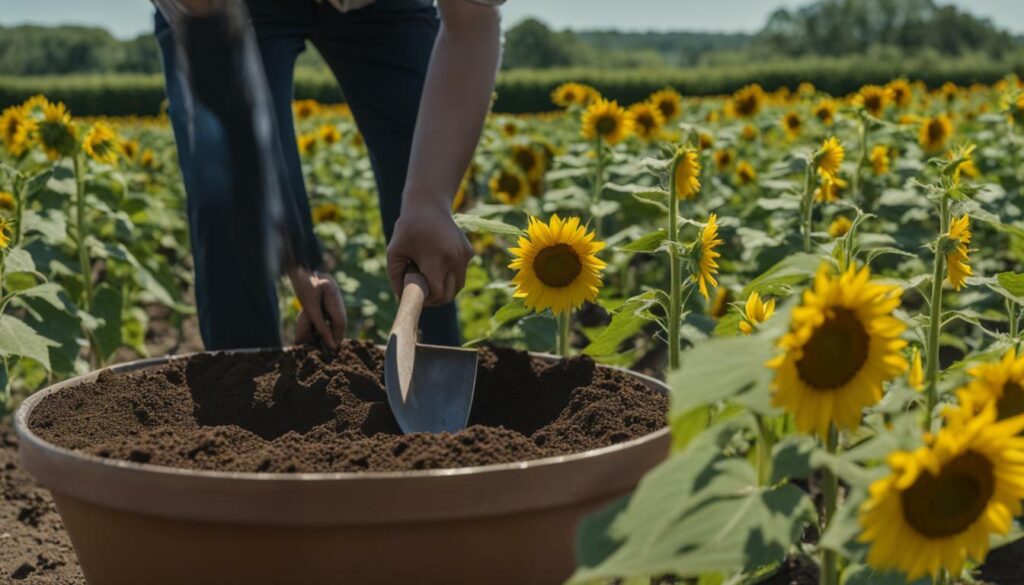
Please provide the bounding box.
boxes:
[4,70,1024,585]
[0,95,190,413]
[406,75,1024,585]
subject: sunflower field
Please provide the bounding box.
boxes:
[3,74,1024,584]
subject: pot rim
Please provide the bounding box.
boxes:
[15,345,669,483]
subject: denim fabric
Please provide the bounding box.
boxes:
[155,0,461,350]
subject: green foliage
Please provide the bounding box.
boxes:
[755,0,1017,59]
[3,51,1023,116]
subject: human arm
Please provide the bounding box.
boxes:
[386,0,503,306]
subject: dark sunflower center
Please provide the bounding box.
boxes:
[658,101,675,119]
[997,381,1024,423]
[865,95,882,111]
[515,150,536,173]
[901,450,995,538]
[795,307,869,390]
[928,121,945,143]
[636,113,655,132]
[498,173,521,196]
[595,115,618,136]
[787,116,801,130]
[816,108,831,121]
[533,243,583,288]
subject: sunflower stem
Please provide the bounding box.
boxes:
[801,162,816,253]
[12,175,24,247]
[1008,298,1019,341]
[73,153,99,368]
[925,193,949,432]
[592,137,605,237]
[820,425,840,585]
[851,116,868,204]
[754,415,773,487]
[557,310,571,358]
[667,151,683,371]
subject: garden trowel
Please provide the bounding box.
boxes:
[384,271,478,434]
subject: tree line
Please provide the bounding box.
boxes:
[0,0,1020,75]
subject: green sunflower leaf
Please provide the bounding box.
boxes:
[453,213,523,237]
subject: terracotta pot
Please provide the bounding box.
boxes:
[15,349,669,585]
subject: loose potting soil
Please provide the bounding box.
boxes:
[27,341,668,473]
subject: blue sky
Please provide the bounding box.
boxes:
[1,0,1022,38]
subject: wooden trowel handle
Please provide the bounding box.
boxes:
[390,270,429,340]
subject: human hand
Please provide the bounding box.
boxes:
[386,203,474,306]
[289,267,347,350]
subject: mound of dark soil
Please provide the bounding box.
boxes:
[28,342,668,473]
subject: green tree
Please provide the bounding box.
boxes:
[502,18,575,70]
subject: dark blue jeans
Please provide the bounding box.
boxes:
[155,0,460,350]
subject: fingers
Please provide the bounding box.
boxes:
[417,255,449,307]
[305,293,337,350]
[386,245,408,298]
[323,283,348,342]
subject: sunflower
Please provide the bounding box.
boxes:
[797,82,816,96]
[813,99,837,125]
[0,218,12,249]
[782,111,802,139]
[119,139,139,160]
[297,133,317,156]
[627,101,665,142]
[941,81,960,102]
[887,78,913,107]
[20,94,50,116]
[581,98,633,145]
[511,144,545,180]
[858,405,1024,580]
[953,349,1024,425]
[769,264,907,436]
[814,173,848,203]
[0,191,14,211]
[140,149,156,168]
[741,124,758,141]
[551,82,596,108]
[36,101,78,160]
[501,120,518,137]
[740,291,775,335]
[292,99,320,121]
[729,84,764,118]
[0,105,35,157]
[508,214,606,316]
[649,88,683,121]
[710,287,732,319]
[736,160,757,185]
[857,85,890,117]
[828,215,852,238]
[489,167,529,205]
[908,347,924,390]
[948,144,978,185]
[673,147,701,200]
[83,122,120,166]
[697,132,714,151]
[920,114,954,152]
[870,145,890,175]
[318,124,341,145]
[312,203,341,224]
[946,214,972,291]
[692,214,722,300]
[713,149,733,171]
[816,137,845,179]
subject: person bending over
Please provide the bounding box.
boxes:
[152,0,503,350]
